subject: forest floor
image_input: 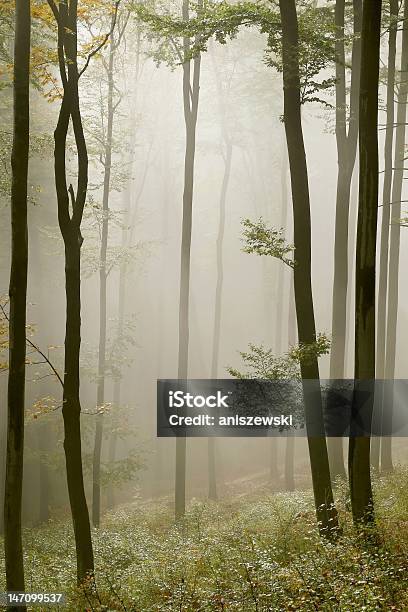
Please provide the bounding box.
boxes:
[1,468,408,611]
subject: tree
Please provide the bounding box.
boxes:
[278,0,338,537]
[275,133,290,487]
[348,0,382,527]
[44,0,116,582]
[373,0,399,472]
[106,23,145,510]
[4,0,30,605]
[207,43,234,501]
[92,7,129,529]
[383,0,408,473]
[285,280,296,491]
[328,0,362,481]
[175,0,202,520]
[135,0,337,528]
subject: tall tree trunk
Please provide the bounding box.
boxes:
[328,0,362,480]
[106,26,142,510]
[383,0,408,473]
[207,45,235,500]
[285,279,296,491]
[92,22,116,529]
[270,135,289,486]
[275,134,289,355]
[175,0,201,520]
[4,0,30,605]
[106,226,125,510]
[344,164,359,375]
[279,0,338,537]
[373,0,398,472]
[348,0,382,527]
[62,237,94,581]
[208,119,233,501]
[49,0,94,582]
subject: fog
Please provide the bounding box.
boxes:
[1,10,408,527]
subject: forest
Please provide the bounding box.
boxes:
[1,0,408,609]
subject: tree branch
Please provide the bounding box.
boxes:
[78,0,121,78]
[0,303,64,388]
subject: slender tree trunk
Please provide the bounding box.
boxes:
[344,164,359,374]
[106,27,142,510]
[328,0,362,480]
[270,135,289,486]
[93,25,116,529]
[207,46,234,500]
[285,279,296,491]
[4,0,30,605]
[208,141,232,500]
[175,0,201,520]
[373,0,398,472]
[106,243,125,510]
[279,0,338,537]
[153,99,172,500]
[62,238,94,580]
[275,135,289,355]
[383,0,408,473]
[50,0,94,581]
[348,0,382,527]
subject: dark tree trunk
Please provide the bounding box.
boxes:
[48,0,94,582]
[62,238,94,580]
[382,0,408,473]
[373,0,398,473]
[328,0,362,481]
[4,0,30,605]
[175,0,201,520]
[93,18,116,529]
[279,0,338,537]
[348,0,382,527]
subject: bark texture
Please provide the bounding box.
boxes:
[279,0,338,537]
[4,0,31,606]
[48,0,94,581]
[348,0,382,527]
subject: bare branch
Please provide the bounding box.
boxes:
[78,0,121,78]
[0,303,64,388]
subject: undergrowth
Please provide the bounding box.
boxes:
[1,468,408,611]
